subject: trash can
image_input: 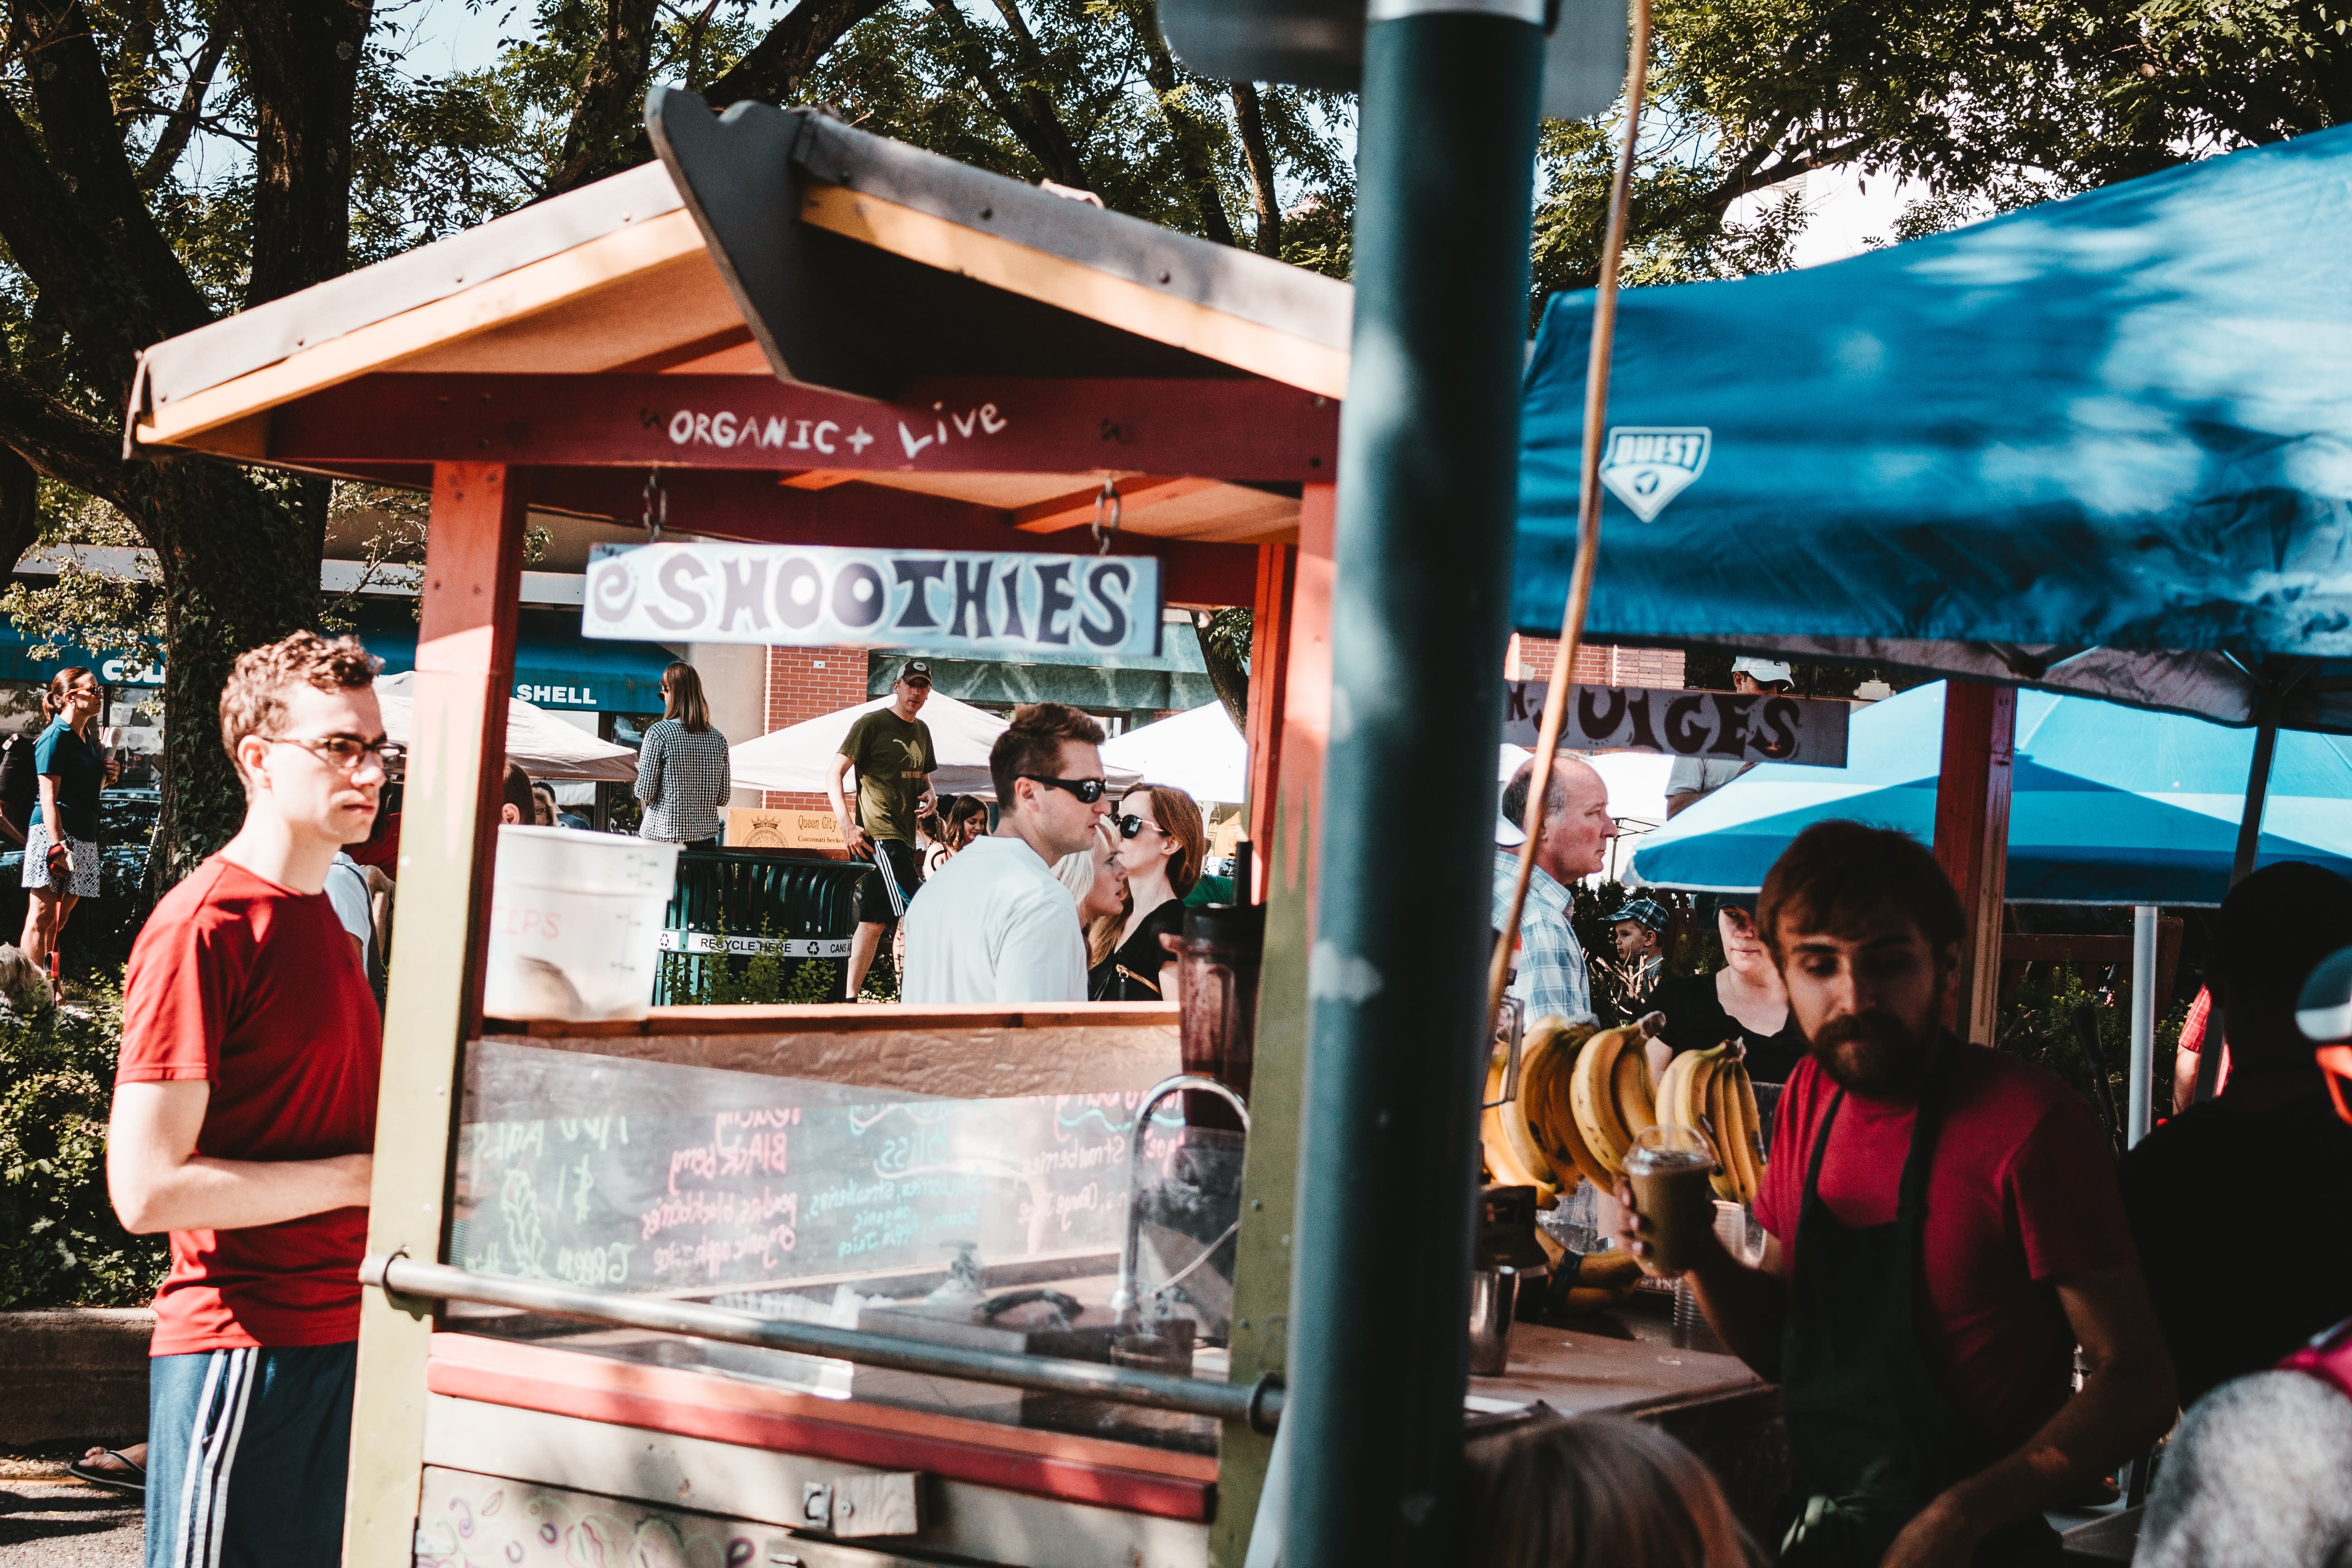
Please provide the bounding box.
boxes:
[656,850,870,1005]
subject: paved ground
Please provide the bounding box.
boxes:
[0,1461,142,1567]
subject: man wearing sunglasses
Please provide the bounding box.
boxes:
[106,632,389,1568]
[2119,861,2352,1409]
[902,701,1109,1004]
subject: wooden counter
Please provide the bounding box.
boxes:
[1475,1295,1788,1536]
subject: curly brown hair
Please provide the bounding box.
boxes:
[219,631,380,779]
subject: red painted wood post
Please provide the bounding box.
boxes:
[346,463,528,1568]
[1212,479,1335,1566]
[1932,681,2017,1045]
[1243,542,1298,904]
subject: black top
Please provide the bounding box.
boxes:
[2119,1091,2352,1405]
[1090,898,1186,1001]
[1650,970,1809,1084]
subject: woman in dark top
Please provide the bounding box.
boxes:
[1650,897,1809,1084]
[1088,783,1206,1002]
[19,666,104,973]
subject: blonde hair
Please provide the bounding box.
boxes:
[1122,783,1206,895]
[1086,887,1128,970]
[661,661,711,734]
[219,632,379,767]
[1463,1413,1763,1568]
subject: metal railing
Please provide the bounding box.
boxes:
[363,1253,1283,1432]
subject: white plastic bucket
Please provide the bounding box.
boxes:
[482,826,681,1021]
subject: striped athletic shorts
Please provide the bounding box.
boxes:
[146,1342,356,1568]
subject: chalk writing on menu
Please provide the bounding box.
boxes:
[450,1041,1184,1294]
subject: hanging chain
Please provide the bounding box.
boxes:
[642,470,668,544]
[1089,478,1122,556]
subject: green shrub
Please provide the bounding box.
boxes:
[0,988,167,1308]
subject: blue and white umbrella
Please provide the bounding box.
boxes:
[1627,682,2352,905]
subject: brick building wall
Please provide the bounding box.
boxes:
[761,646,870,811]
[1506,636,1686,690]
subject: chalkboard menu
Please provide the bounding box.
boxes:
[451,1039,1200,1297]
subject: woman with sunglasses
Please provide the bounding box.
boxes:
[1089,783,1205,1002]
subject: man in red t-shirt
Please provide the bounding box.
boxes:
[108,632,387,1568]
[1615,819,2175,1568]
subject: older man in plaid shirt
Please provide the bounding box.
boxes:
[1493,754,1615,1025]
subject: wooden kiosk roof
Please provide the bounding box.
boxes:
[129,88,1353,601]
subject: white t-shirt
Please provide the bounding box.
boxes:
[1665,754,1752,799]
[901,835,1087,1004]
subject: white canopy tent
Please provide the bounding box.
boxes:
[730,691,1143,802]
[1101,702,1248,804]
[374,671,637,782]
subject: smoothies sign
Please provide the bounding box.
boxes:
[583,541,1162,657]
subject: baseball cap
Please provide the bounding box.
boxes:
[1614,897,1670,933]
[897,659,933,686]
[1731,656,1794,686]
[1495,813,1525,848]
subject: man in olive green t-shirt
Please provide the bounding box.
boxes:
[829,661,938,999]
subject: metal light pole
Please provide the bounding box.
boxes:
[1281,5,1546,1564]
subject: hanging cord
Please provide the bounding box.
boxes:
[643,470,668,544]
[1489,0,1654,1034]
[1090,478,1123,556]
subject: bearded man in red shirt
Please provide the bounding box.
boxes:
[1617,819,2176,1567]
[107,632,389,1568]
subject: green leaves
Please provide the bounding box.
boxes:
[0,986,169,1309]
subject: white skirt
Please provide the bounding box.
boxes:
[22,821,100,898]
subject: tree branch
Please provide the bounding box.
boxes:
[1230,81,1279,255]
[923,0,1087,188]
[1135,21,1231,245]
[138,22,233,185]
[540,0,660,198]
[9,1,211,347]
[704,0,887,108]
[0,444,39,580]
[0,363,139,512]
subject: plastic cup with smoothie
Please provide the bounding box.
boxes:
[1623,1123,1718,1273]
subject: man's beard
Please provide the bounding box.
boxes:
[1809,1007,1940,1098]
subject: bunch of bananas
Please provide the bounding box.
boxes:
[1655,1041,1767,1205]
[1480,1015,1666,1196]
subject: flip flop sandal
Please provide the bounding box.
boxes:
[67,1449,144,1495]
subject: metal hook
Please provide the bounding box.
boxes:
[1089,478,1122,556]
[642,470,667,544]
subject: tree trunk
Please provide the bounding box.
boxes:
[1231,82,1282,256]
[138,459,325,887]
[544,0,662,196]
[1192,609,1250,732]
[225,0,371,309]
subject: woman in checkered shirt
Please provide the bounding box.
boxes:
[634,662,731,849]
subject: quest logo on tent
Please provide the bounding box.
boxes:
[582,542,1162,659]
[1599,426,1711,522]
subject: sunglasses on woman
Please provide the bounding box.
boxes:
[1114,813,1161,840]
[1020,774,1109,804]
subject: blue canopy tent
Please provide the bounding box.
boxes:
[1515,126,2352,735]
[1627,682,2352,905]
[1514,125,2352,1112]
